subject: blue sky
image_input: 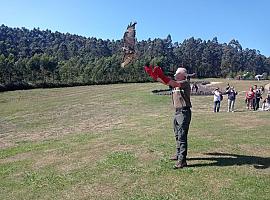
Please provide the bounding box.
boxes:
[1,0,270,56]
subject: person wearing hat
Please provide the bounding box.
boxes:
[144,66,192,169]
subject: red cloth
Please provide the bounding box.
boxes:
[153,66,170,84]
[144,65,171,84]
[144,66,158,80]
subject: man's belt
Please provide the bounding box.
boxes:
[175,106,190,112]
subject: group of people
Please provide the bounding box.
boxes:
[213,83,270,112]
[245,85,270,111]
[213,84,238,112]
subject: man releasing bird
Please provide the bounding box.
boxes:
[121,22,137,67]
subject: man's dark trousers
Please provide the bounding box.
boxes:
[173,107,192,162]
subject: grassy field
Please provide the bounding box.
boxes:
[0,79,269,200]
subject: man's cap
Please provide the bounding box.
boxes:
[174,67,187,76]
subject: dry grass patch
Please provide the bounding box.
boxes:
[226,113,269,130]
[0,151,33,164]
[61,182,119,200]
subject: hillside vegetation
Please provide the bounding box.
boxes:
[1,25,270,91]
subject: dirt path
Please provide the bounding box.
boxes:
[265,83,270,90]
[208,81,222,85]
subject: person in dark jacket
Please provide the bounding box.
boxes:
[226,86,238,112]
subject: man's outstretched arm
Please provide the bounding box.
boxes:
[144,66,182,88]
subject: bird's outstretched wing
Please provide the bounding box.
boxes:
[121,22,137,67]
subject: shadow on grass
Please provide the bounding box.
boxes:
[188,152,270,169]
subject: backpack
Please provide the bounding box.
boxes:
[220,94,223,101]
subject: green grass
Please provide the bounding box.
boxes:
[0,79,270,200]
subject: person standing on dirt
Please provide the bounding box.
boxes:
[144,66,192,169]
[192,82,198,93]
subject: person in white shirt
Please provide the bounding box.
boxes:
[213,88,222,112]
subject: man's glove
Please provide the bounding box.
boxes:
[153,66,171,84]
[144,65,158,80]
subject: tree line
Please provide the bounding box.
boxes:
[0,24,269,91]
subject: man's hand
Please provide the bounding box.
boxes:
[144,65,171,85]
[153,66,171,84]
[144,66,158,80]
